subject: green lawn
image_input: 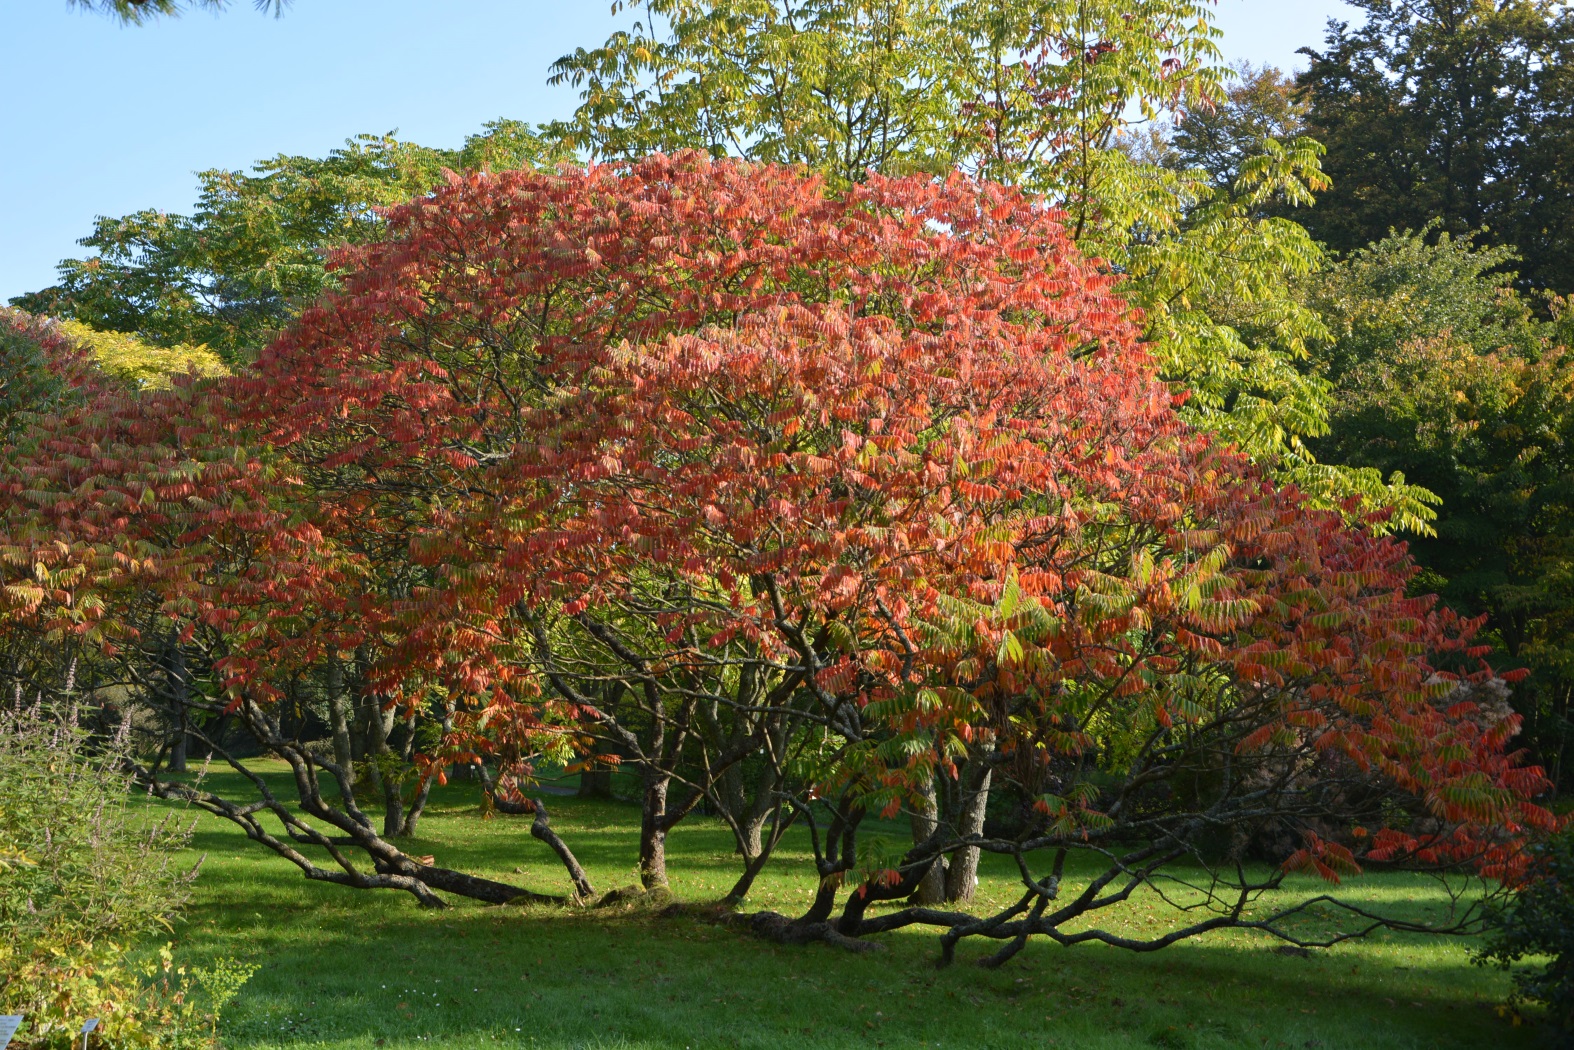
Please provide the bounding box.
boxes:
[165,761,1537,1050]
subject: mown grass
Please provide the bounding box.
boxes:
[162,761,1538,1049]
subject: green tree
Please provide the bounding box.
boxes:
[0,701,255,1050]
[1301,225,1541,380]
[549,0,968,188]
[1141,62,1307,192]
[1311,233,1574,786]
[52,319,227,389]
[548,0,1225,198]
[1298,0,1574,295]
[14,122,566,362]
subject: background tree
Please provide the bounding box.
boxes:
[13,123,566,363]
[1308,235,1574,789]
[1299,226,1541,382]
[549,0,968,188]
[1298,0,1574,295]
[1140,62,1307,192]
[1294,0,1574,807]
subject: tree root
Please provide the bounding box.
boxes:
[726,910,885,953]
[592,884,673,909]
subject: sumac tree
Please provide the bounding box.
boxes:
[0,157,1555,961]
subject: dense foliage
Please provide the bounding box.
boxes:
[1307,233,1574,791]
[1299,0,1574,295]
[0,313,80,440]
[1143,63,1308,192]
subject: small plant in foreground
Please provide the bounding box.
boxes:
[1475,822,1574,1044]
[0,699,251,1048]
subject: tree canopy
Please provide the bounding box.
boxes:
[14,124,566,363]
[1298,0,1574,295]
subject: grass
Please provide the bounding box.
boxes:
[161,761,1538,1050]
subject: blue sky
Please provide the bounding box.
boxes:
[0,0,1357,302]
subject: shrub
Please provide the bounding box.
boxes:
[1475,822,1574,1043]
[0,311,80,440]
[0,697,251,1048]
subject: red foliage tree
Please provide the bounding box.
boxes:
[1,157,1554,957]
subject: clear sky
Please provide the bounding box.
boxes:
[0,0,1358,302]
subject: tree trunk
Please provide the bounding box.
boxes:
[577,767,613,799]
[326,657,358,807]
[910,772,947,905]
[944,763,992,904]
[473,763,595,899]
[529,800,595,899]
[639,773,670,888]
[400,775,432,838]
[357,688,405,839]
[723,804,798,905]
[166,642,190,774]
[739,809,766,860]
[168,720,188,774]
